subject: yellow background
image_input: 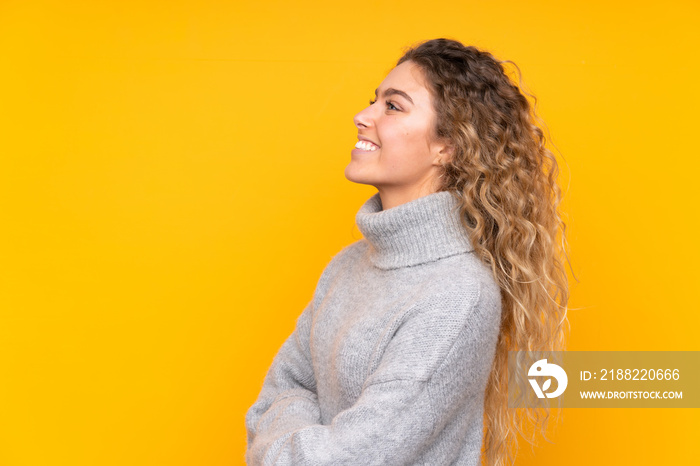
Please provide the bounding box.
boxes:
[1,0,698,464]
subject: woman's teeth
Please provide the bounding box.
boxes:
[355,140,379,151]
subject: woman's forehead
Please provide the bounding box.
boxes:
[379,61,432,106]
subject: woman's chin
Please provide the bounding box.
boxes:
[344,172,367,185]
[344,163,368,182]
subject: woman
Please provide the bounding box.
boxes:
[245,38,569,466]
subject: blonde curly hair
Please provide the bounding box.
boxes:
[397,38,571,465]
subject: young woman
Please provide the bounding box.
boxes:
[245,38,569,466]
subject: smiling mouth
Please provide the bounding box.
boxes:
[355,140,380,151]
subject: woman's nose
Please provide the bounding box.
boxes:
[353,105,373,129]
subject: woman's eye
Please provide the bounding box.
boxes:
[368,99,399,111]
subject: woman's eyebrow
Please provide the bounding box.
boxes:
[374,87,414,105]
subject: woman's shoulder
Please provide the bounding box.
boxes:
[320,239,368,275]
[424,251,500,299]
[332,238,369,262]
[411,252,503,329]
[311,239,368,295]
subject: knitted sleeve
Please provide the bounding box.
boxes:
[244,250,346,463]
[246,284,500,465]
[244,299,321,456]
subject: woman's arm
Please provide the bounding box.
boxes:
[246,285,501,466]
[245,248,351,463]
[245,300,321,457]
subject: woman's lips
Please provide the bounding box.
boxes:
[354,140,380,151]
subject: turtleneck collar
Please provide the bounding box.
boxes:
[355,191,474,270]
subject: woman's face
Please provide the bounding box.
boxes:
[345,60,449,208]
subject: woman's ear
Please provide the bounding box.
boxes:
[433,142,455,166]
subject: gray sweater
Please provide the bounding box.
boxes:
[245,191,502,465]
